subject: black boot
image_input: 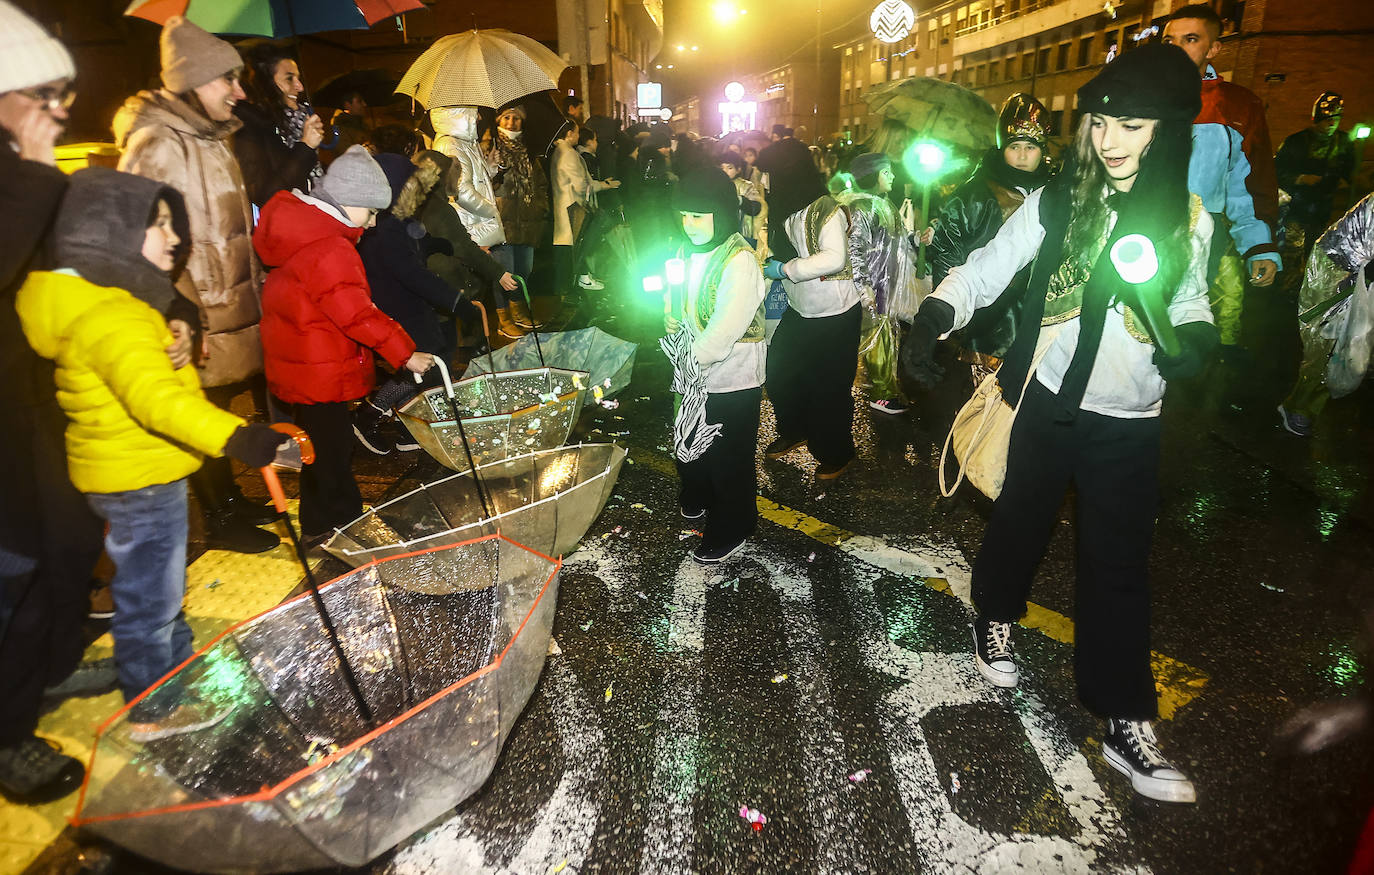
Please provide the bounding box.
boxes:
[190,462,280,554]
[0,737,84,804]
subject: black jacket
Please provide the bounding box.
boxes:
[233,101,319,208]
[359,213,464,356]
[929,151,1049,358]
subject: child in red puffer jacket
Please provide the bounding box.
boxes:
[254,146,432,541]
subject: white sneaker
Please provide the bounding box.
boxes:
[972,618,1019,688]
[577,274,605,290]
[1102,718,1197,803]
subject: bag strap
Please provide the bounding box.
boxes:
[938,326,1061,498]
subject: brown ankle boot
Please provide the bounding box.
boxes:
[497,307,527,338]
[508,299,543,330]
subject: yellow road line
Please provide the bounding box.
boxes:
[1,502,321,874]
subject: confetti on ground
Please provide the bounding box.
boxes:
[950,772,961,794]
[1260,581,1285,593]
[604,683,614,703]
[717,577,740,592]
[626,458,635,464]
[807,552,816,563]
[206,578,222,590]
[848,768,872,783]
[600,399,619,409]
[579,620,593,632]
[613,525,623,534]
[637,395,651,401]
[551,860,568,874]
[634,591,648,600]
[771,673,788,684]
[738,805,768,831]
[548,638,562,656]
[678,530,694,540]
[816,493,826,500]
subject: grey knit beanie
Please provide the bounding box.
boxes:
[315,145,392,209]
[160,16,242,93]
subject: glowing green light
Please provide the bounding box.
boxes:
[643,275,664,293]
[903,140,951,185]
[1110,234,1160,284]
[665,258,686,285]
[1355,124,1372,141]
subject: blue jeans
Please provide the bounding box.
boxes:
[491,243,534,308]
[87,480,193,720]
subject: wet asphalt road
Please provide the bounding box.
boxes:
[40,280,1374,874]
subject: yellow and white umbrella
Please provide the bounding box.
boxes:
[396,28,567,109]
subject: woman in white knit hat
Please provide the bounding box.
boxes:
[0,0,108,805]
[113,16,284,555]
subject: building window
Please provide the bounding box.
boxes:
[1005,56,1016,79]
[1021,51,1032,76]
[1077,36,1093,66]
[1036,46,1050,74]
[1056,42,1069,70]
[1049,109,1063,136]
[1009,0,1020,11]
[988,61,998,84]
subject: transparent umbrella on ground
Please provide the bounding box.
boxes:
[465,326,639,398]
[395,28,568,110]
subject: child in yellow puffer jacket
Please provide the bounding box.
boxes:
[16,167,287,742]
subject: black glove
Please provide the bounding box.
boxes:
[899,297,956,391]
[1152,321,1219,381]
[223,424,288,468]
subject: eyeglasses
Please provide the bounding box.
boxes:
[16,85,76,111]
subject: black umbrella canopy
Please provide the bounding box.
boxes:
[313,68,402,110]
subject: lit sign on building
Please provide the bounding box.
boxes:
[717,81,756,135]
[638,82,663,110]
[870,0,915,43]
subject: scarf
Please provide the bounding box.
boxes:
[281,103,324,188]
[661,329,721,462]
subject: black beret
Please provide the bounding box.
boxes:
[1077,43,1201,124]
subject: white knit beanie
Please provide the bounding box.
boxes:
[0,1,76,94]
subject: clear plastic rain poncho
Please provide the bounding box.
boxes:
[324,443,626,566]
[1297,193,1374,397]
[396,366,588,473]
[73,535,560,873]
[843,190,926,399]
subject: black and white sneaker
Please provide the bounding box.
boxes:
[1102,718,1196,804]
[680,506,706,520]
[972,617,1019,688]
[692,537,746,564]
[390,422,421,452]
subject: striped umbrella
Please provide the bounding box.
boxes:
[396,29,567,109]
[124,0,423,37]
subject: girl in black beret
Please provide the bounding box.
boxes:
[900,43,1214,804]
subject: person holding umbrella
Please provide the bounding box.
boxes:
[900,44,1215,803]
[232,40,325,209]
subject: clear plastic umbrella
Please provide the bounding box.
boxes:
[323,443,627,565]
[72,533,561,873]
[464,327,638,398]
[397,359,589,474]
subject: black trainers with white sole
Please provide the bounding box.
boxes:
[972,617,1019,688]
[692,537,747,564]
[681,506,707,520]
[1102,718,1196,803]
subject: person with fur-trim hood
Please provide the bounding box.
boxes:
[760,178,862,481]
[17,168,289,744]
[254,146,432,543]
[350,151,517,455]
[114,16,283,554]
[928,93,1053,388]
[901,44,1214,804]
[662,167,768,564]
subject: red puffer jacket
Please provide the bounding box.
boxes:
[254,190,414,404]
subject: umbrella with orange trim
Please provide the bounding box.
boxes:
[72,432,562,871]
[124,0,424,38]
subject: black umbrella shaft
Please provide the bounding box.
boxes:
[516,277,546,368]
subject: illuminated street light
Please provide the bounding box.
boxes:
[691,45,699,51]
[655,64,662,69]
[676,44,685,51]
[713,1,738,22]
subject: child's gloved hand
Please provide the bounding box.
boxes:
[1152,322,1218,381]
[762,259,787,281]
[224,424,288,467]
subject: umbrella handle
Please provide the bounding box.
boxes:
[270,422,316,464]
[471,300,498,376]
[514,276,546,368]
[415,352,456,398]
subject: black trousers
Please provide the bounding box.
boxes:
[291,401,363,537]
[971,380,1162,720]
[676,388,762,551]
[0,402,103,746]
[765,303,861,466]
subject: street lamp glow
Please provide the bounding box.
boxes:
[691,45,699,51]
[713,1,738,22]
[676,44,685,51]
[1110,234,1160,285]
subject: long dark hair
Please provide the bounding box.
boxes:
[241,41,303,129]
[1063,113,1193,295]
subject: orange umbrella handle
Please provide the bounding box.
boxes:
[258,423,314,514]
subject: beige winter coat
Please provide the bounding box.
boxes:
[114,89,264,388]
[551,140,613,246]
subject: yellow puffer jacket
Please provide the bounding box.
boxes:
[16,270,244,494]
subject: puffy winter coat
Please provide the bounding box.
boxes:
[16,270,244,494]
[414,151,508,297]
[254,190,415,404]
[431,106,505,247]
[114,90,264,388]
